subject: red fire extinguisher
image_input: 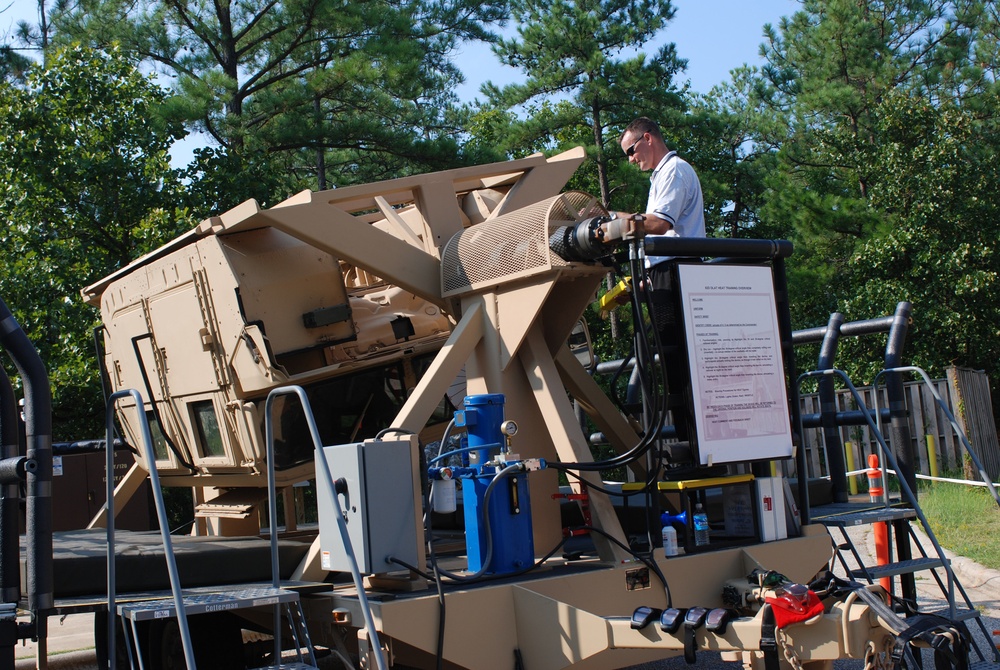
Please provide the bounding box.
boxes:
[867,454,884,503]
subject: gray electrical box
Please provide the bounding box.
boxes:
[315,439,419,574]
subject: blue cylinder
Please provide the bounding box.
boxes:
[462,469,534,575]
[460,394,506,471]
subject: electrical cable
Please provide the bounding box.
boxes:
[560,462,662,498]
[432,463,522,582]
[374,427,414,440]
[549,242,685,560]
[389,533,571,585]
[428,443,483,465]
[423,418,457,670]
[552,274,666,471]
[574,524,672,609]
[606,354,635,415]
[387,557,434,581]
[551,241,676,482]
[630,249,680,549]
[427,528,446,670]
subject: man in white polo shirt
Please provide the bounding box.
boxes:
[615,117,705,246]
[612,116,705,447]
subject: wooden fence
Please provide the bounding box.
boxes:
[795,366,1000,483]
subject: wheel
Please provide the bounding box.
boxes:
[147,612,245,670]
[95,612,146,669]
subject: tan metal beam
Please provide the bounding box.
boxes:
[554,346,644,474]
[521,327,631,563]
[87,462,148,529]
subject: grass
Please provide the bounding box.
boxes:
[917,481,1000,570]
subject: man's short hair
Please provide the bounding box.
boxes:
[621,117,664,144]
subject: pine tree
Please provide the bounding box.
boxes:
[46,0,507,187]
[482,0,686,209]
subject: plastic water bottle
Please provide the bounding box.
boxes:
[693,503,710,546]
[661,523,678,556]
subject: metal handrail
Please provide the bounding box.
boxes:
[797,369,958,620]
[872,366,1000,508]
[105,389,197,669]
[264,385,387,670]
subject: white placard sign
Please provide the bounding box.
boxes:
[677,264,794,465]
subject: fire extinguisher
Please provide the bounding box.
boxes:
[867,454,885,503]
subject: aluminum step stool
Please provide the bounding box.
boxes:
[117,585,319,669]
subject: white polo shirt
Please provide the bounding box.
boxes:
[646,151,705,266]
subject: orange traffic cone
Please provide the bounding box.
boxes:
[868,454,891,591]
[867,454,884,503]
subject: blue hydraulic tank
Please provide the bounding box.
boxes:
[457,394,534,575]
[457,393,505,471]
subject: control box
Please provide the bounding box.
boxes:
[316,439,419,574]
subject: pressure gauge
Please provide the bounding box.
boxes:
[501,420,518,437]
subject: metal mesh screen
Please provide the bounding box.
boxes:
[441,191,600,297]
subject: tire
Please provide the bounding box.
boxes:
[147,612,245,670]
[95,612,147,669]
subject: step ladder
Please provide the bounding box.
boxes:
[799,368,1000,669]
[818,502,999,668]
[105,389,320,669]
[117,587,318,670]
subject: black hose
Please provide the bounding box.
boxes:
[553,254,666,472]
[0,297,53,628]
[129,334,197,471]
[0,365,20,605]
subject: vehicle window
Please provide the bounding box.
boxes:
[191,400,225,458]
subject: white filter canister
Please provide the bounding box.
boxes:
[433,478,457,514]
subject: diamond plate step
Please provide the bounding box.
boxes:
[926,606,982,622]
[118,586,299,621]
[852,556,945,580]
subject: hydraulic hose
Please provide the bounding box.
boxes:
[0,297,53,626]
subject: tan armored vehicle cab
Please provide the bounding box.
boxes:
[89,223,449,489]
[81,150,586,499]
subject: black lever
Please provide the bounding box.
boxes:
[683,606,709,664]
[659,607,687,634]
[630,606,662,631]
[705,608,737,635]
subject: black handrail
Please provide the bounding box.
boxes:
[0,296,52,650]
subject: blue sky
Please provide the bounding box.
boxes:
[453,0,800,100]
[2,0,800,160]
[669,0,799,94]
[4,0,799,97]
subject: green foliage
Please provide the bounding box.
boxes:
[480,0,687,206]
[840,95,1000,383]
[0,45,192,438]
[0,45,32,83]
[755,0,1000,393]
[48,0,507,187]
[689,67,789,240]
[178,147,307,216]
[920,482,1000,570]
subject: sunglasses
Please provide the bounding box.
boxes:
[625,137,643,157]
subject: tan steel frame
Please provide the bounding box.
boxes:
[83,148,895,669]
